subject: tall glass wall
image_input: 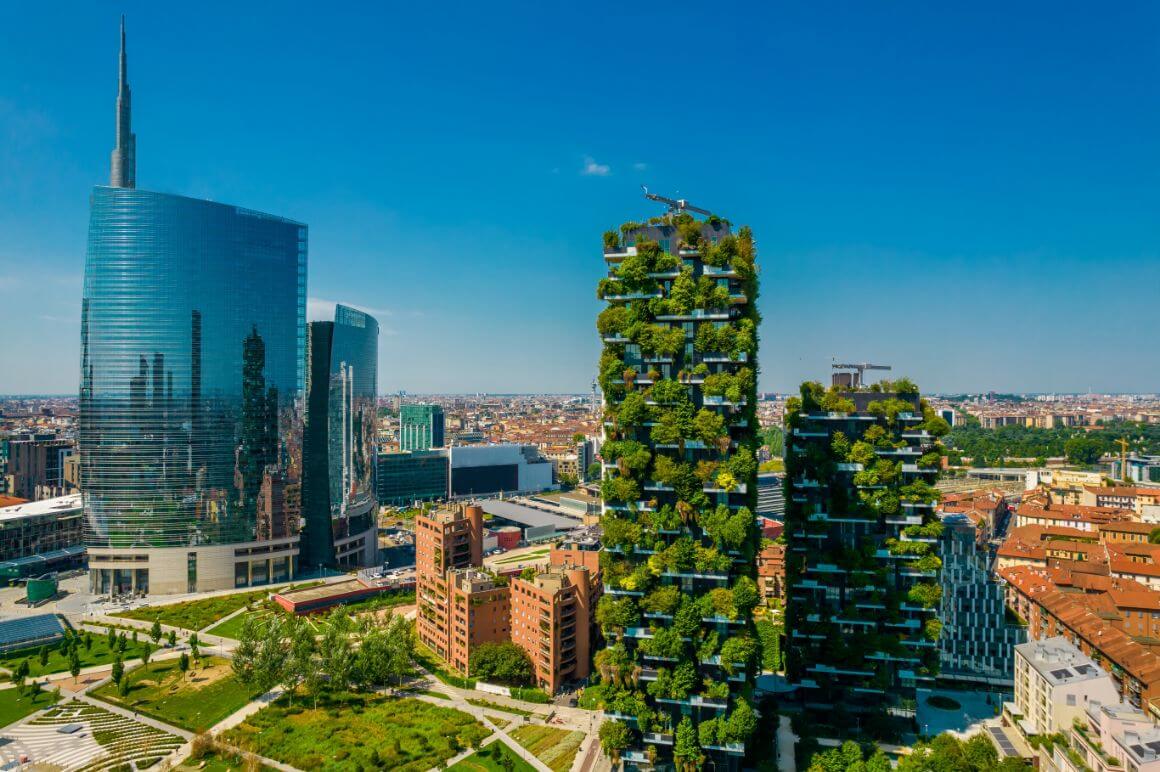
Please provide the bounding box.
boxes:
[80,187,307,549]
[301,305,378,567]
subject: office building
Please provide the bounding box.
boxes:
[937,513,1025,686]
[7,438,74,500]
[755,471,785,518]
[376,449,449,507]
[1013,637,1120,735]
[595,210,761,767]
[301,305,379,569]
[1111,454,1160,485]
[0,495,86,579]
[414,503,509,675]
[448,443,553,497]
[510,560,599,694]
[785,380,946,737]
[399,404,445,451]
[81,23,306,594]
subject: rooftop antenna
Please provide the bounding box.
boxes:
[642,185,713,216]
[831,361,892,389]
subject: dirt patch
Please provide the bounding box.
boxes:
[54,668,112,693]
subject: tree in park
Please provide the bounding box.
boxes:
[106,627,116,648]
[189,633,200,660]
[150,619,162,644]
[178,653,190,680]
[319,610,355,694]
[141,642,154,671]
[111,656,124,686]
[598,719,631,765]
[12,659,29,690]
[355,612,414,689]
[118,677,131,699]
[37,645,48,668]
[284,617,315,705]
[1065,436,1105,466]
[167,630,177,647]
[68,649,81,680]
[468,641,533,686]
[131,630,138,644]
[83,632,92,651]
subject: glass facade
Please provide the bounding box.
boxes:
[399,404,445,450]
[301,305,379,568]
[376,450,449,507]
[938,514,1025,686]
[80,186,307,550]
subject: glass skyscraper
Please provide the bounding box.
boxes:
[301,305,379,569]
[81,187,307,593]
[399,404,445,451]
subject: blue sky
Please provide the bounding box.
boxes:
[1,1,1158,395]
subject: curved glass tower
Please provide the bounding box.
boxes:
[302,305,379,569]
[81,187,307,593]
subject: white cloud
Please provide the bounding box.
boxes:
[581,156,611,176]
[632,162,648,171]
[307,297,393,322]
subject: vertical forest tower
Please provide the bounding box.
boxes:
[594,200,761,770]
[784,379,948,738]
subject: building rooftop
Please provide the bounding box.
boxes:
[480,499,581,531]
[1016,636,1108,686]
[0,494,82,523]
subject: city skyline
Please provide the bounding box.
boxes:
[2,2,1159,395]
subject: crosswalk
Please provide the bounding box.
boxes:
[0,702,182,771]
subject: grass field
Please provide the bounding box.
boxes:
[448,740,537,772]
[176,748,276,772]
[0,686,59,728]
[206,588,414,640]
[414,642,476,689]
[466,698,532,717]
[510,725,585,772]
[485,713,511,730]
[224,693,489,772]
[0,636,153,678]
[113,584,322,631]
[90,655,260,732]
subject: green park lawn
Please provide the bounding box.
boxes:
[448,740,537,772]
[0,635,153,678]
[0,686,60,728]
[91,655,260,732]
[224,693,489,772]
[114,588,279,631]
[510,725,585,772]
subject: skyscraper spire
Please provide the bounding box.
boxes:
[110,15,136,188]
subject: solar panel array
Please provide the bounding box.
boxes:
[989,726,1019,758]
[0,614,64,654]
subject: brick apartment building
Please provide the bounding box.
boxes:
[510,562,598,693]
[415,503,601,689]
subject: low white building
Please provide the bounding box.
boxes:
[1014,637,1122,736]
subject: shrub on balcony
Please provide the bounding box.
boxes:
[637,324,685,357]
[731,576,759,614]
[700,504,751,551]
[674,718,702,771]
[597,277,626,300]
[900,480,941,504]
[641,585,681,616]
[602,476,641,504]
[867,397,916,423]
[602,440,651,477]
[821,390,856,413]
[596,305,628,337]
[903,521,944,539]
[719,635,758,674]
[603,517,643,552]
[918,450,942,469]
[694,545,730,573]
[616,392,652,428]
[603,230,620,250]
[641,626,685,659]
[724,446,757,481]
[848,440,877,466]
[908,582,942,609]
[693,408,727,446]
[597,596,639,636]
[924,618,943,641]
[673,598,702,638]
[699,716,722,747]
[908,554,942,572]
[649,379,689,405]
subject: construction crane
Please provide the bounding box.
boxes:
[642,185,713,216]
[1115,436,1131,482]
[831,361,892,389]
